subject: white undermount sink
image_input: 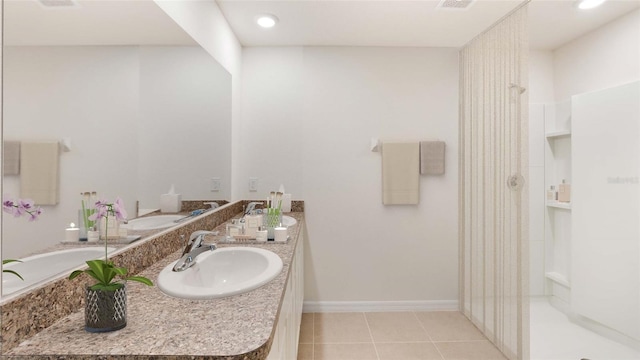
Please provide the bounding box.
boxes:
[157,247,283,300]
[281,215,296,227]
[124,215,184,231]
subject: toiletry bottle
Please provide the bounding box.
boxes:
[226,219,243,241]
[558,179,571,203]
[546,186,556,201]
[244,211,263,238]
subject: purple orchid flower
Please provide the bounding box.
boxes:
[2,196,43,220]
[88,198,127,222]
[113,197,128,222]
[28,207,43,222]
[3,199,16,215]
[88,201,108,222]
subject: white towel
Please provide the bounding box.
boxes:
[20,141,59,205]
[382,142,420,205]
[420,141,446,175]
[3,141,21,175]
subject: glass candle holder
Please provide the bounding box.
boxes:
[263,210,282,240]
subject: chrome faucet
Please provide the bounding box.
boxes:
[172,230,218,272]
[244,202,262,216]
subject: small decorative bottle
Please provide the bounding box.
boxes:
[546,186,557,201]
[226,219,243,241]
[558,179,571,203]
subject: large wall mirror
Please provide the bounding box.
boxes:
[1,0,232,297]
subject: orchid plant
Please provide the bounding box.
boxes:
[3,197,43,221]
[2,197,43,280]
[69,197,153,291]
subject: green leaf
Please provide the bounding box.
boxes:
[2,259,22,265]
[125,276,154,286]
[113,267,128,276]
[86,260,108,283]
[68,270,84,280]
[3,269,24,280]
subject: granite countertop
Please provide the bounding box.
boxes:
[8,212,304,359]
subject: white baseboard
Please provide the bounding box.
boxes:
[302,300,459,313]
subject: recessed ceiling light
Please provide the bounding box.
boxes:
[577,0,607,10]
[256,14,278,28]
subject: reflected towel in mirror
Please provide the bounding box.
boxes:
[20,141,60,205]
[3,141,21,175]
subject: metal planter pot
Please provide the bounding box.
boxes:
[84,284,127,333]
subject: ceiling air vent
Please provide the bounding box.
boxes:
[38,0,78,8]
[438,0,475,10]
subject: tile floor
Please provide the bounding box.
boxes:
[297,311,507,360]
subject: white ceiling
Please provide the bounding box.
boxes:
[217,0,524,48]
[3,0,196,46]
[3,0,639,49]
[529,0,640,50]
[217,0,640,50]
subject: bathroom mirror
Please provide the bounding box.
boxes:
[1,0,232,297]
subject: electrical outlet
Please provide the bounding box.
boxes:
[249,177,258,192]
[210,177,221,192]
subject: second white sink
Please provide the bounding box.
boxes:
[157,247,283,300]
[124,215,184,231]
[281,215,297,227]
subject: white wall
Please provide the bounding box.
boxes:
[572,81,640,341]
[240,47,459,303]
[529,8,640,298]
[528,51,555,296]
[154,0,243,200]
[554,9,640,102]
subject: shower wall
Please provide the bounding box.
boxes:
[572,81,640,343]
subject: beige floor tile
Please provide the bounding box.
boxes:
[299,313,314,344]
[435,341,508,360]
[314,343,378,360]
[365,312,430,342]
[415,311,486,341]
[297,343,313,360]
[376,342,444,360]
[314,313,373,344]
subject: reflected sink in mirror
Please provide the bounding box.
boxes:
[157,247,283,300]
[2,247,116,296]
[124,215,185,231]
[281,215,297,227]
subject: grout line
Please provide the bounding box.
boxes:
[413,311,446,360]
[363,312,381,360]
[431,339,491,343]
[313,341,380,344]
[374,341,436,344]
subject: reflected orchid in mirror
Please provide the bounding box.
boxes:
[89,197,128,223]
[2,196,43,221]
[2,195,43,280]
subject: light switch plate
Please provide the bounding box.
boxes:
[210,177,221,192]
[249,177,258,192]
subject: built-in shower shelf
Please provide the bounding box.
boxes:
[545,271,571,288]
[546,202,572,210]
[545,130,571,139]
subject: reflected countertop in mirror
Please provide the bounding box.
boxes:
[2,200,228,298]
